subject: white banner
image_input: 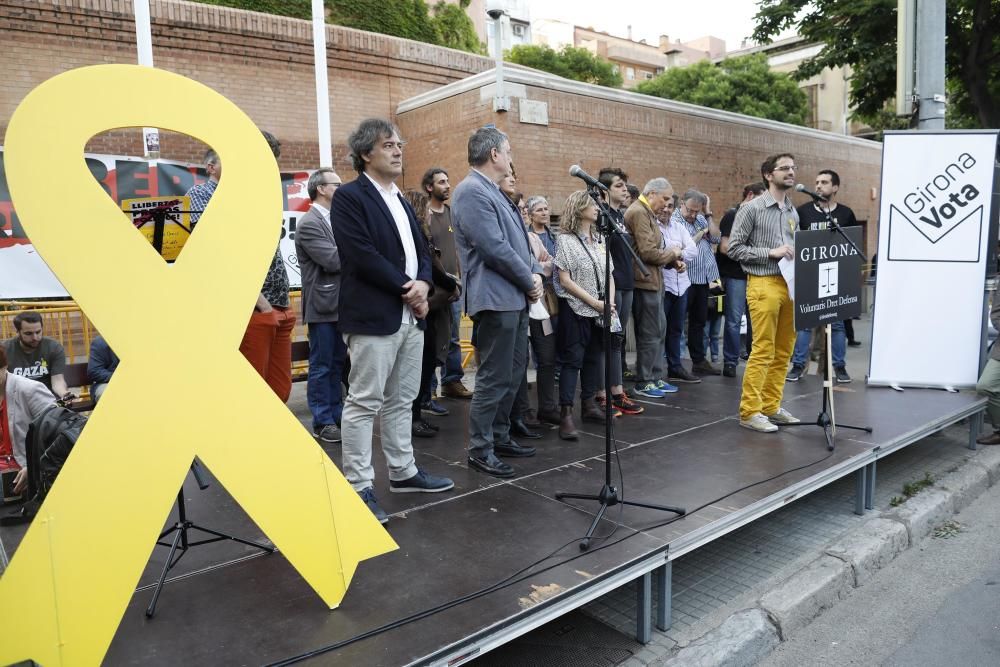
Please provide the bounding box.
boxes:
[869,131,999,388]
[0,148,312,298]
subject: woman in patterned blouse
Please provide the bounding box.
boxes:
[554,191,616,440]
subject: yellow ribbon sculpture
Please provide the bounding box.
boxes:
[0,65,396,665]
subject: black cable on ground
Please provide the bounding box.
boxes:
[264,443,836,666]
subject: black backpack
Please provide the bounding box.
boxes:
[1,405,87,525]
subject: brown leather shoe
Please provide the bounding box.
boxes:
[581,398,606,423]
[559,405,578,441]
[537,409,561,425]
[441,381,473,399]
[977,431,1000,445]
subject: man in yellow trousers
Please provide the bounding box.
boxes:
[727,153,801,432]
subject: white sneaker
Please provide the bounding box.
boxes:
[740,412,778,432]
[766,407,801,425]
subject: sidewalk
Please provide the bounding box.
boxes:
[466,314,992,666]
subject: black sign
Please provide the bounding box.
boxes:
[794,227,864,330]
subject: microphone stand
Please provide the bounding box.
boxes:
[780,199,872,450]
[555,187,685,550]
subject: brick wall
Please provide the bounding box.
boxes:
[2,0,882,253]
[0,0,493,171]
[398,76,883,255]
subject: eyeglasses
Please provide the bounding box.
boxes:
[321,182,341,187]
[773,165,796,172]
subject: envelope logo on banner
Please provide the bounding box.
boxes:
[887,204,983,263]
[0,65,397,667]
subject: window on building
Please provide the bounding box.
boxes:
[626,67,635,80]
[644,71,653,80]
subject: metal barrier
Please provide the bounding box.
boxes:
[2,295,479,382]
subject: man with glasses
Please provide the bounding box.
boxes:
[296,167,346,444]
[728,154,800,433]
[673,189,721,378]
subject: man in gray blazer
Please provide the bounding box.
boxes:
[295,167,347,444]
[452,127,544,477]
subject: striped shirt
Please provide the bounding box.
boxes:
[727,191,798,277]
[673,209,720,284]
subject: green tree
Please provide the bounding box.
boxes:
[636,54,809,125]
[751,0,999,128]
[327,0,441,46]
[194,0,311,19]
[507,44,623,87]
[431,0,484,54]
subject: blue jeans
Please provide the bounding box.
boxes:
[663,290,688,374]
[722,278,748,366]
[440,300,464,385]
[792,320,846,368]
[704,314,722,360]
[307,321,348,430]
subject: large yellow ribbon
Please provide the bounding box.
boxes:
[0,65,396,666]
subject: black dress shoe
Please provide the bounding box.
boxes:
[468,453,515,477]
[412,421,437,438]
[494,440,537,457]
[511,418,542,439]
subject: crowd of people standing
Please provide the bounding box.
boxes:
[2,120,869,526]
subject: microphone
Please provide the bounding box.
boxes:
[569,165,608,191]
[794,183,828,201]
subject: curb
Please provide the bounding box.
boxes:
[654,442,996,666]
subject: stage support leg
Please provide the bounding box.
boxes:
[969,410,984,451]
[636,571,652,644]
[864,462,876,511]
[854,466,867,516]
[656,562,672,631]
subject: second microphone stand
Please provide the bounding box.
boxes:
[780,200,872,450]
[556,188,685,550]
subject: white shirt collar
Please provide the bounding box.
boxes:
[312,202,330,218]
[364,172,400,198]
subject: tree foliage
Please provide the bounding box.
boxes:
[507,44,624,87]
[328,0,440,45]
[193,0,484,54]
[432,0,484,54]
[194,0,312,20]
[636,54,810,125]
[751,0,1000,128]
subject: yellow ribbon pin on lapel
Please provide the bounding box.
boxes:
[0,65,396,666]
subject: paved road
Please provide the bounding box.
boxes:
[761,479,1000,667]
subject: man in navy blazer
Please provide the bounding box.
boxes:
[452,127,544,478]
[330,118,454,524]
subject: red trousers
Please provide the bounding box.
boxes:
[240,306,297,403]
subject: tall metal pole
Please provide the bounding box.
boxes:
[916,0,946,129]
[311,0,333,167]
[134,0,160,158]
[492,14,509,112]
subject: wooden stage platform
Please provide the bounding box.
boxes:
[0,373,985,666]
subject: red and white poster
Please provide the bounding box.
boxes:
[0,148,312,298]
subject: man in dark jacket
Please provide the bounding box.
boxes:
[330,118,454,524]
